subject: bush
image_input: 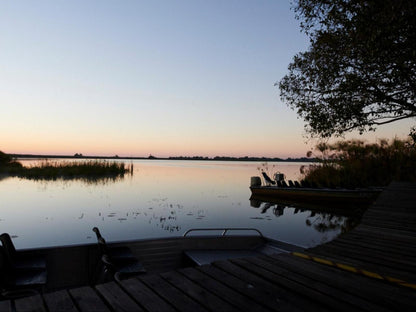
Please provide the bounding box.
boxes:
[0,151,23,174]
[0,151,13,165]
[301,137,416,188]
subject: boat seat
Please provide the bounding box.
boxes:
[97,238,135,260]
[92,227,146,283]
[102,255,145,274]
[0,233,46,270]
[261,172,276,185]
[93,227,134,259]
[100,254,146,283]
[0,246,47,299]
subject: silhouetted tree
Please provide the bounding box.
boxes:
[279,0,416,137]
[0,151,12,165]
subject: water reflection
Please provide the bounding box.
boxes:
[1,159,355,249]
[250,198,363,237]
[0,174,12,182]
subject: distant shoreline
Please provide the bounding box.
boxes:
[11,154,315,163]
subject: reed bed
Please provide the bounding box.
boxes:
[301,138,416,188]
[1,152,133,181]
[22,160,132,180]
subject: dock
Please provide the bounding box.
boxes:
[2,181,416,311]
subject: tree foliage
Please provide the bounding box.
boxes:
[279,0,416,137]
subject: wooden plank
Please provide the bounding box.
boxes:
[363,210,416,221]
[332,238,416,256]
[69,286,110,312]
[211,260,325,312]
[311,241,416,267]
[356,224,416,241]
[371,197,416,210]
[246,256,390,312]
[230,258,357,312]
[179,267,270,312]
[329,236,416,258]
[311,243,416,272]
[138,274,208,312]
[95,281,144,312]
[267,253,416,310]
[362,213,416,224]
[338,241,416,258]
[161,270,239,312]
[360,219,416,232]
[346,228,416,245]
[199,264,285,312]
[119,278,175,312]
[43,290,78,312]
[329,238,416,261]
[336,233,416,252]
[304,249,416,283]
[358,224,416,238]
[0,300,12,312]
[14,295,46,312]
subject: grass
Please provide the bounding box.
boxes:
[0,152,132,181]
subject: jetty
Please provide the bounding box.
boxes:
[2,181,416,311]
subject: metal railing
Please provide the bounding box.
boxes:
[183,228,264,237]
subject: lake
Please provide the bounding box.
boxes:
[0,159,360,249]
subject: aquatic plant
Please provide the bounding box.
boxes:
[21,160,132,181]
[0,152,132,181]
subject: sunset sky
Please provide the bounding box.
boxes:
[1,1,413,158]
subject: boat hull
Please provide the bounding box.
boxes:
[14,234,301,292]
[250,186,382,205]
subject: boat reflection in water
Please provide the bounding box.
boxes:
[250,196,365,236]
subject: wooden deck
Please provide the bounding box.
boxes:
[2,182,416,311]
[306,181,416,285]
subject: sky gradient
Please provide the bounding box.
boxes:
[1,1,413,158]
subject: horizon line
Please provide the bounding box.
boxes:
[10,153,313,162]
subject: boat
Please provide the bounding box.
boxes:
[0,228,303,296]
[250,175,383,206]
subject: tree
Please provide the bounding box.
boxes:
[279,0,416,138]
[0,151,12,165]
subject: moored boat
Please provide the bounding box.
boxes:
[1,228,302,296]
[250,175,382,205]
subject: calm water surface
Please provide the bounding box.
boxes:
[0,160,358,249]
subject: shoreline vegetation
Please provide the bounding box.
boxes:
[299,138,416,188]
[4,135,415,187]
[0,151,132,181]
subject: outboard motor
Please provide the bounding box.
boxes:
[250,176,262,187]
